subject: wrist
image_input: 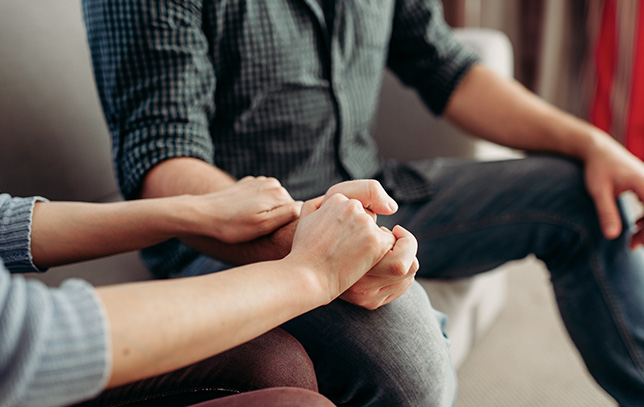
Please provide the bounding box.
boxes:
[158,195,212,238]
[279,254,333,307]
[559,117,611,162]
[579,128,618,162]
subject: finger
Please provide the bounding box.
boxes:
[365,207,377,222]
[300,196,324,218]
[260,201,302,228]
[323,180,398,215]
[348,275,415,310]
[367,232,417,277]
[390,225,419,268]
[375,265,417,296]
[376,277,416,308]
[591,187,622,239]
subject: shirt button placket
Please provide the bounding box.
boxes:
[330,39,353,177]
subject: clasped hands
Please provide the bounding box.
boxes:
[194,176,419,310]
[294,180,419,310]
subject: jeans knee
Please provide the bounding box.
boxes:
[358,284,458,406]
[519,157,607,268]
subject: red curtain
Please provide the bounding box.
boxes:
[589,0,644,160]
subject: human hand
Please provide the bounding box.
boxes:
[339,225,419,310]
[193,176,301,243]
[583,133,644,247]
[322,179,399,221]
[320,180,419,309]
[248,179,399,264]
[286,194,396,305]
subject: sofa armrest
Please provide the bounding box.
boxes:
[373,28,521,161]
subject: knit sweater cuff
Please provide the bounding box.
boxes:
[0,195,48,273]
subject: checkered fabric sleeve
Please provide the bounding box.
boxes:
[83,0,216,199]
[389,0,480,115]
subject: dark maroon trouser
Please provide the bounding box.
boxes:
[70,328,333,407]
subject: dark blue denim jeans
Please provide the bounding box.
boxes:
[376,155,644,407]
[184,155,644,406]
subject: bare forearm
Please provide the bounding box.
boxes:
[99,181,401,388]
[98,258,322,388]
[31,158,236,267]
[140,157,237,198]
[444,64,607,160]
[182,219,297,265]
[31,198,197,268]
[141,157,297,264]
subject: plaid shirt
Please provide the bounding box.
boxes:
[83,0,478,275]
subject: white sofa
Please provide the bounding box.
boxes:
[0,0,514,370]
[373,28,518,368]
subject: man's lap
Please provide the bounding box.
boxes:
[171,154,596,406]
[380,154,594,279]
[180,255,457,406]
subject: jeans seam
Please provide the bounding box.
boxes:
[589,252,644,379]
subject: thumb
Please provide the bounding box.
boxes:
[300,196,324,219]
[323,180,398,215]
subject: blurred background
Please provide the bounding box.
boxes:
[443,0,644,160]
[442,2,638,406]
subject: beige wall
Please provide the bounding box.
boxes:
[0,1,118,202]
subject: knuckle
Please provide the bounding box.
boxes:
[288,202,300,216]
[345,198,364,213]
[363,230,380,246]
[325,184,340,197]
[387,259,408,276]
[411,258,420,273]
[275,186,291,199]
[368,179,384,195]
[326,193,346,206]
[265,177,282,187]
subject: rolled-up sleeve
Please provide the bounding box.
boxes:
[387,0,480,116]
[82,0,216,199]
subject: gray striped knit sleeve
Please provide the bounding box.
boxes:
[0,269,110,407]
[0,194,111,406]
[0,193,48,273]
